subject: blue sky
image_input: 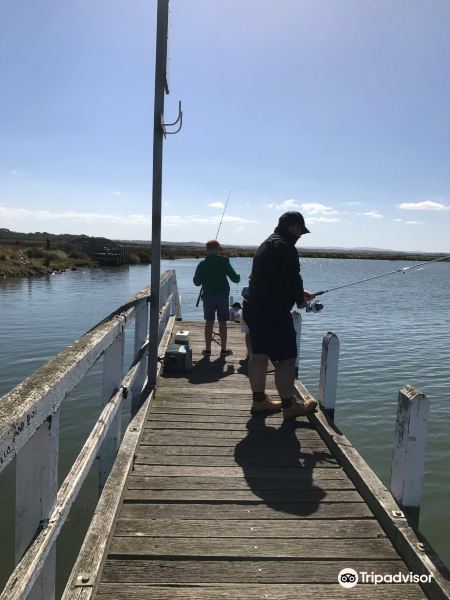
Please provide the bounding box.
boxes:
[1,0,450,251]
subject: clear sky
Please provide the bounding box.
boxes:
[1,0,450,251]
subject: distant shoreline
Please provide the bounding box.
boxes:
[1,235,448,279]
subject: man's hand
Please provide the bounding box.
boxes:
[304,290,316,301]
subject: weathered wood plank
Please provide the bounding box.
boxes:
[131,465,348,479]
[145,421,322,432]
[141,431,329,456]
[119,502,374,520]
[96,583,426,599]
[140,432,323,446]
[138,445,329,459]
[108,536,399,559]
[133,453,338,468]
[124,489,362,503]
[99,560,416,584]
[135,458,338,471]
[127,475,353,490]
[132,465,346,478]
[114,518,384,538]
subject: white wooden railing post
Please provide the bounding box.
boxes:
[292,311,302,379]
[98,330,124,494]
[390,385,429,528]
[318,332,339,422]
[171,271,182,320]
[131,300,149,415]
[15,412,59,600]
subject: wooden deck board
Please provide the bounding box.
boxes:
[95,321,428,599]
[96,583,427,599]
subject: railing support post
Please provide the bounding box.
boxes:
[292,311,302,379]
[98,330,124,494]
[319,332,339,422]
[131,301,149,415]
[171,270,182,320]
[15,412,59,600]
[390,385,429,528]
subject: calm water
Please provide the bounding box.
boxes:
[0,257,449,595]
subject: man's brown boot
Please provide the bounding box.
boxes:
[282,398,317,419]
[250,393,281,415]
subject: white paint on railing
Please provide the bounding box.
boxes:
[98,330,124,493]
[171,270,182,319]
[131,300,149,414]
[292,311,302,378]
[390,385,429,527]
[0,270,180,599]
[15,412,59,600]
[1,348,151,600]
[318,332,339,421]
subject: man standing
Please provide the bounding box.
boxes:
[193,240,240,357]
[243,212,317,418]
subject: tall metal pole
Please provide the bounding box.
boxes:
[148,0,169,388]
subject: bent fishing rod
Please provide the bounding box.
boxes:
[305,253,450,313]
[196,190,232,307]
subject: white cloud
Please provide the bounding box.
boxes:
[360,211,384,219]
[342,201,363,206]
[399,200,449,211]
[162,213,258,227]
[0,205,151,225]
[113,191,122,196]
[405,220,424,225]
[209,201,224,209]
[300,202,338,216]
[393,218,403,222]
[307,216,340,223]
[11,170,21,176]
[267,198,338,217]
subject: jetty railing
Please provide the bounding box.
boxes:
[0,269,181,600]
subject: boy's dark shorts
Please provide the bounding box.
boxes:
[243,305,297,361]
[203,294,229,321]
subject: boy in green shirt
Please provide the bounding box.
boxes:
[193,240,240,356]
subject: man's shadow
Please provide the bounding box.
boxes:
[234,415,334,516]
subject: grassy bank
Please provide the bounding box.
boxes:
[0,245,95,278]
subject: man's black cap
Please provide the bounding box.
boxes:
[278,211,310,234]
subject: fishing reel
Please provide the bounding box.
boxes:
[305,300,324,313]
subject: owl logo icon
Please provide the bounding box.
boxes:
[338,568,359,588]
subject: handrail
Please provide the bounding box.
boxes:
[0,269,181,599]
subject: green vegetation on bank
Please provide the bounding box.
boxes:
[0,245,96,278]
[0,228,448,279]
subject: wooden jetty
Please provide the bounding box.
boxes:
[1,270,449,599]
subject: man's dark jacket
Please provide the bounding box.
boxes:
[245,226,304,315]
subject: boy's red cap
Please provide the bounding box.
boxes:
[206,239,221,250]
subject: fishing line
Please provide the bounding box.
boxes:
[314,254,450,297]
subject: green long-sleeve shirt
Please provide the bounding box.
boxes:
[193,254,240,297]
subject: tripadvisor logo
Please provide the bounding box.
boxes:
[338,567,433,587]
[338,568,358,588]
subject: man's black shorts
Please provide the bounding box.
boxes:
[243,305,297,361]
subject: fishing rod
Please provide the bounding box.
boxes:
[196,190,232,307]
[306,253,450,313]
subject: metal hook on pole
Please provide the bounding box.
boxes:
[161,100,183,137]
